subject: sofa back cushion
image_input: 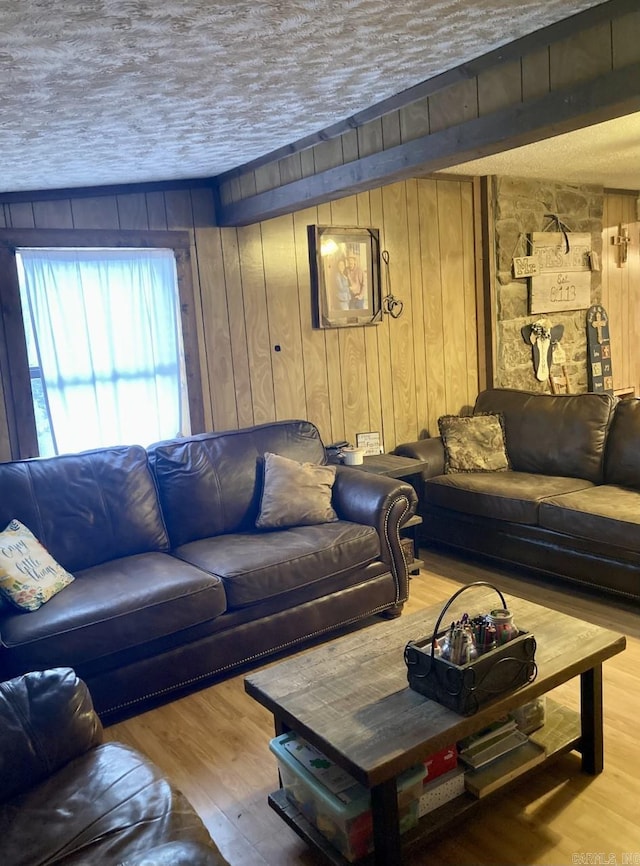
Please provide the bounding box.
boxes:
[0,667,103,804]
[474,389,615,483]
[604,398,640,489]
[0,446,169,573]
[148,420,327,547]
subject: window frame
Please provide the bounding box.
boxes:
[0,228,205,459]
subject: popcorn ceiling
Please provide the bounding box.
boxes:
[0,0,602,193]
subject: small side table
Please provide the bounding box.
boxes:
[400,513,424,574]
[345,453,429,480]
[328,452,427,574]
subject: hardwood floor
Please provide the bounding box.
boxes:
[107,549,640,866]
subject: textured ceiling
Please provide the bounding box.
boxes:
[442,113,640,191]
[0,0,617,195]
[446,114,640,190]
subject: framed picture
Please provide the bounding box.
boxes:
[356,431,383,455]
[308,225,382,328]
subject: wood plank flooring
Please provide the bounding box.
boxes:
[107,549,640,866]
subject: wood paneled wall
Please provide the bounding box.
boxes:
[601,191,640,396]
[0,176,482,457]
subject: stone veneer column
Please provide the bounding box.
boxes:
[492,176,603,393]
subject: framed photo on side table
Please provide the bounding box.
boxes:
[308,225,382,328]
[356,431,383,455]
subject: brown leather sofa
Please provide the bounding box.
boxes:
[0,667,228,866]
[396,388,640,601]
[0,420,417,723]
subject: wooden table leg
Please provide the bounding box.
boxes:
[371,779,403,866]
[580,664,604,775]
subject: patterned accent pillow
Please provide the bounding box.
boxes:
[0,519,75,612]
[437,413,510,474]
[256,452,338,529]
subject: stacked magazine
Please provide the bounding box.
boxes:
[458,717,546,798]
[458,717,527,770]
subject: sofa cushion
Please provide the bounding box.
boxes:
[0,668,102,804]
[256,452,338,529]
[474,389,614,483]
[539,485,640,552]
[604,398,640,489]
[425,472,594,525]
[437,413,509,473]
[171,521,380,609]
[0,520,75,612]
[148,420,328,547]
[0,446,169,573]
[0,742,218,866]
[0,553,227,673]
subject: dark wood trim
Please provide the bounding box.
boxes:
[603,187,640,196]
[216,63,640,226]
[215,0,638,184]
[0,227,205,457]
[479,177,497,390]
[0,178,215,206]
[0,228,192,250]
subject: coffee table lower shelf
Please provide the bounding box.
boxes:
[268,700,581,866]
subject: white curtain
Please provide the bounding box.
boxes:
[17,247,189,455]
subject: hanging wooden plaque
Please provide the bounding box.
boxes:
[528,232,591,314]
[586,304,614,395]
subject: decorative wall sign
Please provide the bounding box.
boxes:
[512,255,540,279]
[528,232,592,314]
[586,304,614,395]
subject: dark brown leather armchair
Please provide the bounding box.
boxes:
[0,668,229,866]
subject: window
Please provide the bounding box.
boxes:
[0,229,204,459]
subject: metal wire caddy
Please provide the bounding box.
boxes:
[404,581,538,716]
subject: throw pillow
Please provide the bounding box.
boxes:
[0,519,75,612]
[437,413,510,474]
[256,452,338,529]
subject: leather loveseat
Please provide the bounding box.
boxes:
[0,420,417,723]
[0,667,228,866]
[396,387,640,601]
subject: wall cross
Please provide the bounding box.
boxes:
[590,309,608,345]
[612,223,631,267]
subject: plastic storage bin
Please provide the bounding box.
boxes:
[270,732,424,862]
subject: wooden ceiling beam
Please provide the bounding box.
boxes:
[215,0,640,184]
[216,62,640,226]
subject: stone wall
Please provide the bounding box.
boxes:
[492,176,603,392]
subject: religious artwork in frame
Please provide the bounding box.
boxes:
[308,225,382,328]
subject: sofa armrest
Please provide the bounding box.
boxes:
[332,469,417,599]
[119,841,230,866]
[394,437,446,478]
[0,667,103,803]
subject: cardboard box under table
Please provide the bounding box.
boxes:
[270,732,424,863]
[419,767,466,817]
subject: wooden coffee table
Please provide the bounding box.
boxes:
[244,587,626,866]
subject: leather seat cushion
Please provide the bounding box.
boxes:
[0,553,227,672]
[539,484,640,552]
[172,521,381,609]
[425,472,594,525]
[0,742,218,866]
